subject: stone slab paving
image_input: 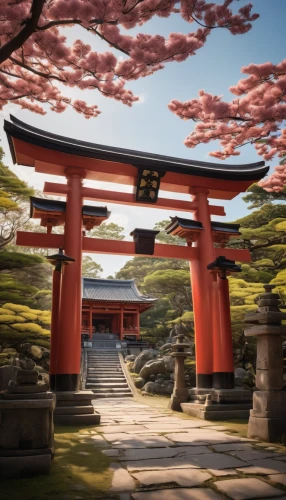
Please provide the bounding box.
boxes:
[92,398,286,499]
[109,463,136,492]
[132,469,212,487]
[269,474,286,486]
[229,449,286,461]
[165,430,240,445]
[214,478,285,499]
[131,489,223,499]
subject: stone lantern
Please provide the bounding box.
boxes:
[169,333,193,411]
[0,368,55,477]
[245,284,286,442]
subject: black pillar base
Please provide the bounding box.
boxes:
[212,372,234,389]
[196,374,212,388]
[50,374,80,392]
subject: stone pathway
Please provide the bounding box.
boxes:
[90,398,286,500]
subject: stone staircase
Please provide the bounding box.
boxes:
[85,349,133,398]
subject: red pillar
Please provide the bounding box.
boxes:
[50,167,85,391]
[213,274,234,388]
[49,267,62,376]
[190,188,215,388]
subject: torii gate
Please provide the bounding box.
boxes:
[4,116,268,393]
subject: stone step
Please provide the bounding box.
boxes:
[90,393,131,397]
[86,382,129,388]
[88,368,123,372]
[88,369,122,372]
[88,355,119,358]
[92,392,133,398]
[90,386,131,393]
[54,405,95,415]
[88,363,121,366]
[87,376,126,380]
[54,413,101,425]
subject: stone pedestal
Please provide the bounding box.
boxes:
[54,390,100,425]
[0,369,55,477]
[182,388,252,420]
[245,284,286,442]
[169,334,192,411]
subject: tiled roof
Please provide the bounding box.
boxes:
[5,115,268,182]
[82,278,155,303]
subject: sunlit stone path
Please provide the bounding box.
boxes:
[90,398,286,500]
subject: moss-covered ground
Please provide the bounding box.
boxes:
[0,426,115,500]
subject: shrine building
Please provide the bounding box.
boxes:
[81,278,155,341]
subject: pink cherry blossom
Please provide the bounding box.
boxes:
[169,60,286,192]
[0,1,258,117]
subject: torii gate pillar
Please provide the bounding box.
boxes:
[50,168,85,392]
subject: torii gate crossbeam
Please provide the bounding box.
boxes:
[4,115,269,393]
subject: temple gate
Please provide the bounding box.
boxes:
[4,115,269,393]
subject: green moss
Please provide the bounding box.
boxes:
[0,252,44,270]
[0,427,113,499]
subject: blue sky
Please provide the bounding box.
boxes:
[0,0,285,276]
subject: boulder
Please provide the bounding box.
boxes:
[159,343,172,352]
[139,359,166,380]
[163,355,175,372]
[19,357,36,370]
[0,365,20,391]
[30,345,43,360]
[234,367,248,386]
[125,355,136,362]
[134,377,146,389]
[126,361,134,372]
[35,365,48,374]
[235,367,248,378]
[142,381,155,394]
[133,350,154,374]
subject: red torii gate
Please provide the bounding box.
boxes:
[4,115,268,393]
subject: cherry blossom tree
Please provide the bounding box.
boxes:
[0,0,258,117]
[169,60,286,192]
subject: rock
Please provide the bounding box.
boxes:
[19,357,36,370]
[133,350,154,374]
[126,361,134,372]
[139,359,166,380]
[159,343,172,352]
[155,340,165,348]
[234,367,248,386]
[30,346,43,360]
[0,365,20,391]
[142,381,155,394]
[235,367,248,378]
[35,365,48,374]
[149,374,156,382]
[125,355,136,362]
[163,355,175,372]
[134,377,146,389]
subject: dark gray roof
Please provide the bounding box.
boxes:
[82,278,155,303]
[4,115,269,182]
[30,196,109,218]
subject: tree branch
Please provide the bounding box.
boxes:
[0,0,45,64]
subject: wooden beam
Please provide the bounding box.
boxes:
[44,182,226,216]
[16,231,250,262]
[214,247,251,263]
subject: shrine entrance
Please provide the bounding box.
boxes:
[4,115,269,393]
[81,277,155,342]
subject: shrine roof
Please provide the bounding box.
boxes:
[5,115,268,183]
[82,278,156,303]
[30,196,109,217]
